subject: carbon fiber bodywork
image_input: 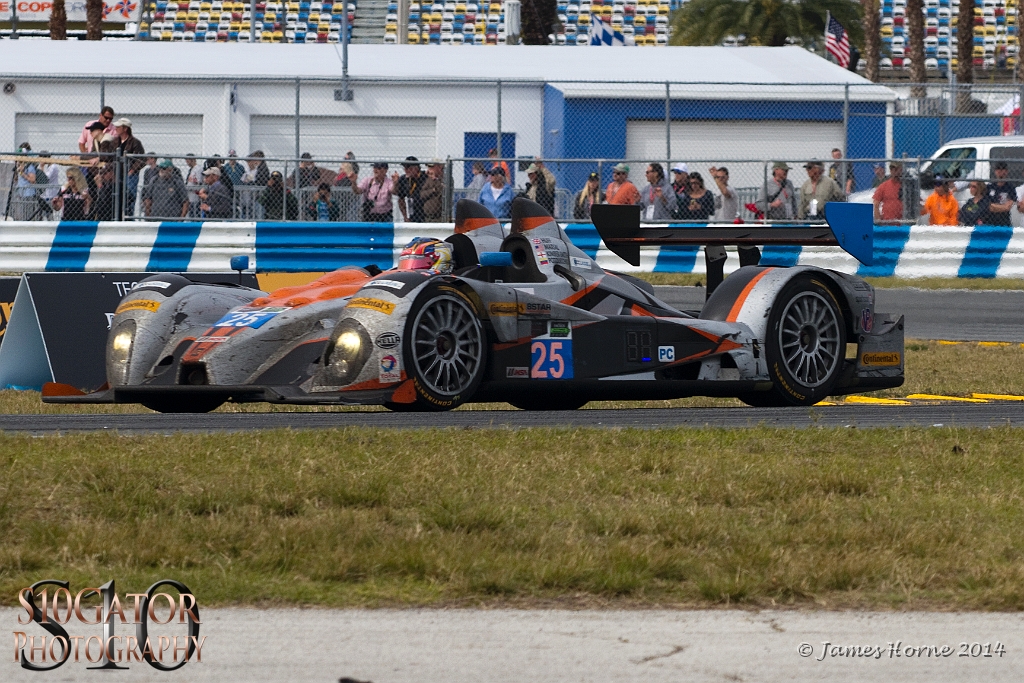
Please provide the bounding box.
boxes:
[46,199,904,411]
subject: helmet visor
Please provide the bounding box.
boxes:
[398,255,436,270]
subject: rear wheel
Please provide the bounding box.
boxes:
[401,285,486,411]
[741,276,846,407]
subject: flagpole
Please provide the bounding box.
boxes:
[824,11,831,62]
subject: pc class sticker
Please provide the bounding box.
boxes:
[379,354,402,384]
[658,345,675,362]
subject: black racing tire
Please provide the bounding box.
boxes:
[140,397,225,413]
[401,283,487,411]
[743,275,847,407]
[509,397,589,411]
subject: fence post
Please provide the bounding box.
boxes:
[665,81,671,169]
[761,160,768,225]
[294,78,301,162]
[249,8,256,42]
[100,76,106,110]
[496,80,503,159]
[114,149,122,221]
[444,157,453,221]
[842,84,850,196]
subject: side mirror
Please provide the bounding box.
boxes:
[479,252,513,267]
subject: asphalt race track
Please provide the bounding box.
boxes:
[3,404,1024,433]
[654,285,1024,342]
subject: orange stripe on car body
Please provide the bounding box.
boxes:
[630,304,656,317]
[250,268,374,308]
[561,282,600,307]
[455,217,500,234]
[726,268,774,322]
[513,216,553,233]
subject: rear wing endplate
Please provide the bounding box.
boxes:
[590,202,873,267]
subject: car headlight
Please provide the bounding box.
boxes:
[106,319,137,387]
[323,318,371,385]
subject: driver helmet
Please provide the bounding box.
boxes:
[397,237,453,274]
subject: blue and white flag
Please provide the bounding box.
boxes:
[589,17,634,46]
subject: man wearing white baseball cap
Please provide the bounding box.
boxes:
[114,117,145,218]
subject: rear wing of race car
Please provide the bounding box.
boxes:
[590,202,874,267]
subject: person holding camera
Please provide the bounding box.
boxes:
[355,162,395,222]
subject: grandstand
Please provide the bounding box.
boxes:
[386,0,672,45]
[879,0,1019,71]
[137,0,357,42]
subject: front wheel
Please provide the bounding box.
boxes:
[744,276,846,407]
[401,285,487,411]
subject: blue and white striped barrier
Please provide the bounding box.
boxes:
[1,221,1021,279]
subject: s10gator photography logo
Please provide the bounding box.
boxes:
[13,579,203,672]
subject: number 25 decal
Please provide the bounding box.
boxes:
[531,340,573,379]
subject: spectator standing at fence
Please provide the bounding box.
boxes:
[573,172,604,219]
[287,152,323,190]
[51,167,91,221]
[258,171,298,220]
[959,181,992,226]
[467,162,488,191]
[798,160,844,220]
[677,172,714,221]
[829,148,854,195]
[479,167,514,218]
[140,156,159,189]
[243,151,271,187]
[636,163,678,221]
[223,151,247,189]
[355,162,395,222]
[81,121,107,156]
[488,148,510,181]
[523,163,555,214]
[308,182,341,222]
[605,163,641,206]
[708,166,739,222]
[670,164,689,211]
[13,146,37,221]
[873,162,904,224]
[394,156,427,222]
[871,163,887,189]
[755,162,797,220]
[921,176,959,226]
[184,154,203,216]
[37,153,60,204]
[114,118,145,218]
[420,161,446,222]
[987,161,1015,226]
[142,159,190,219]
[91,164,116,221]
[197,167,232,219]
[344,151,360,177]
[78,106,115,154]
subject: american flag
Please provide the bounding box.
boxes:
[825,14,851,67]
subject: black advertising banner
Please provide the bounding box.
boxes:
[0,273,258,392]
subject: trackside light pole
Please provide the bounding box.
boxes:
[339,1,353,101]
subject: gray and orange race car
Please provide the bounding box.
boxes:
[44,197,903,412]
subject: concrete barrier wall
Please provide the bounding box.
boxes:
[0,221,1018,279]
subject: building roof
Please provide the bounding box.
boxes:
[0,41,894,100]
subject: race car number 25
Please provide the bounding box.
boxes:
[531,340,573,379]
[214,307,290,329]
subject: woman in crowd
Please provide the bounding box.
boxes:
[677,171,715,221]
[573,172,604,219]
[52,167,91,220]
[478,166,514,218]
[354,162,395,222]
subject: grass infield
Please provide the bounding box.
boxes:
[1,427,1023,609]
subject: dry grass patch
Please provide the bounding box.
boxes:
[1,427,1024,609]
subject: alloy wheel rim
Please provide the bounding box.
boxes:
[778,291,841,388]
[412,295,482,396]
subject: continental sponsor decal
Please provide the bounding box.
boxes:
[347,297,395,315]
[861,351,901,367]
[115,299,161,314]
[489,302,518,317]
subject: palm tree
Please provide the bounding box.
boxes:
[86,0,104,40]
[670,0,862,48]
[50,0,68,39]
[956,0,974,112]
[861,0,880,81]
[906,0,926,97]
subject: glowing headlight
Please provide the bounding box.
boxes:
[323,319,371,384]
[106,320,137,387]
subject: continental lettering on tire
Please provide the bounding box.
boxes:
[861,352,901,366]
[413,378,457,406]
[347,297,395,315]
[773,361,806,401]
[115,299,161,314]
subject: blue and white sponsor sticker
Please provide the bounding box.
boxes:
[214,306,291,329]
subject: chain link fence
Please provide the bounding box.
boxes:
[3,75,1024,223]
